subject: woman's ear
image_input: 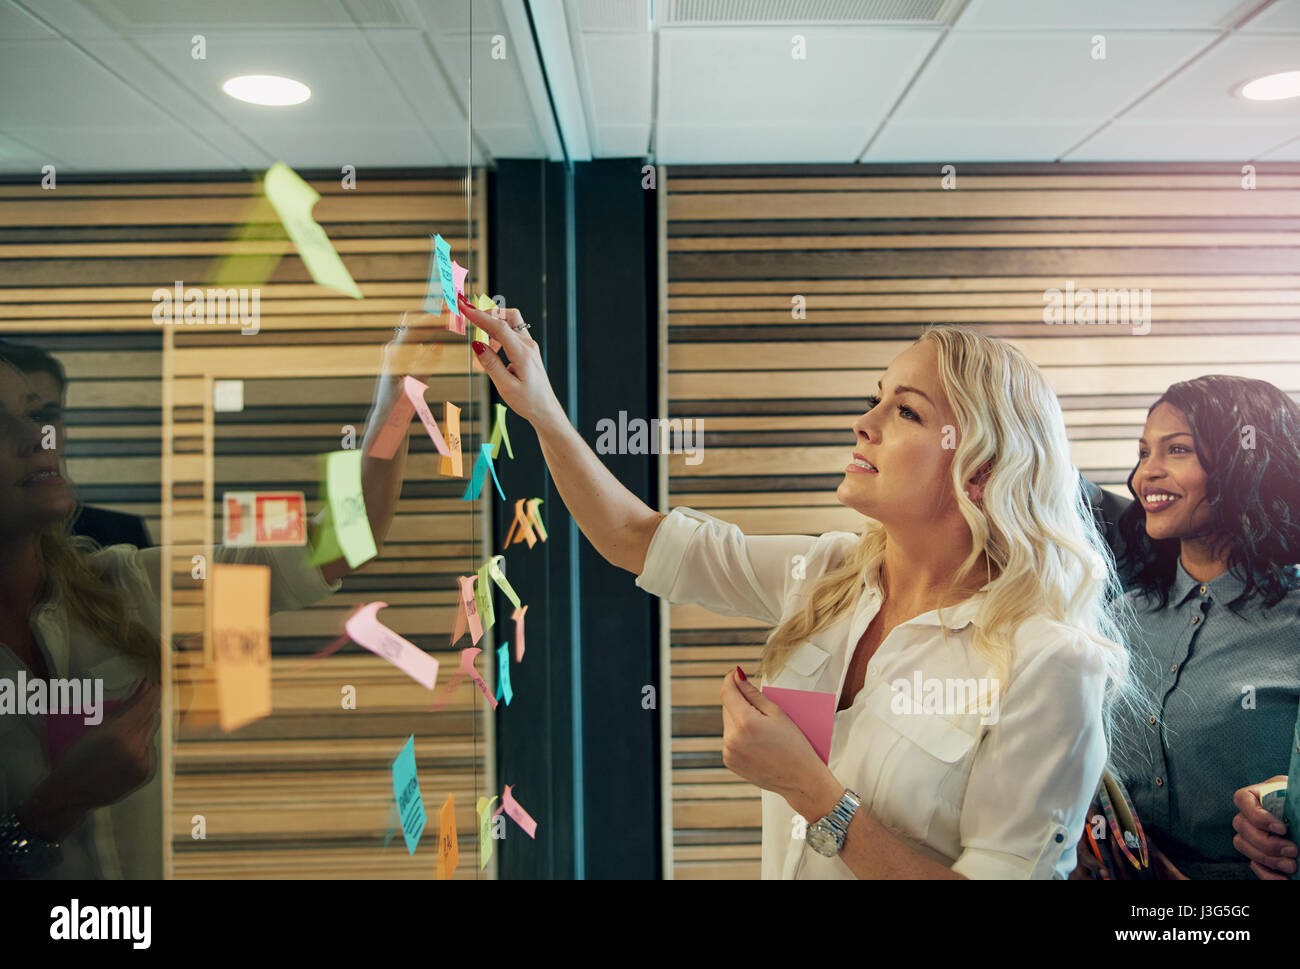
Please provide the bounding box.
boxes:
[965,462,992,502]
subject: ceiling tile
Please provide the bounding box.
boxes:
[1068,119,1300,160]
[1124,34,1300,120]
[581,33,652,123]
[0,0,55,38]
[657,123,879,163]
[9,124,245,171]
[864,121,1090,161]
[1258,133,1300,158]
[0,131,65,172]
[888,31,1217,122]
[1240,0,1300,31]
[957,0,1250,30]
[594,122,649,156]
[244,123,444,168]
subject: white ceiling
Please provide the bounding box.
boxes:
[0,0,1297,174]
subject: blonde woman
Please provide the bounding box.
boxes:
[464,294,1141,879]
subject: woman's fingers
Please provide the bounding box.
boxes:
[458,294,525,357]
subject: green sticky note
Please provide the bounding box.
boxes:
[477,795,498,869]
[311,450,376,569]
[475,558,495,632]
[488,403,514,460]
[264,161,363,300]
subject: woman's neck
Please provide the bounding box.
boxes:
[1179,536,1230,584]
[879,528,987,618]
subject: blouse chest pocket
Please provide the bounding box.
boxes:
[770,641,832,689]
[856,682,981,846]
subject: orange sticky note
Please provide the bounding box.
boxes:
[503,499,538,550]
[438,401,463,478]
[211,563,272,732]
[437,794,458,879]
[512,605,528,662]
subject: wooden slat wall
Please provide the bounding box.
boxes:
[661,164,1300,880]
[0,172,497,878]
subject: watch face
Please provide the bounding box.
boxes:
[806,823,837,856]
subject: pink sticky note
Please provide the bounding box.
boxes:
[345,602,440,690]
[461,647,498,710]
[512,605,527,662]
[761,686,836,765]
[367,376,450,460]
[449,575,483,647]
[501,784,537,839]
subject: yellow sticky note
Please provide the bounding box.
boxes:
[263,162,363,299]
[488,402,513,460]
[309,450,377,569]
[477,795,498,870]
[211,564,272,732]
[438,401,463,478]
[437,794,459,880]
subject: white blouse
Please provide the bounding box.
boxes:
[636,507,1108,880]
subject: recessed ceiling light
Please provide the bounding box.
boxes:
[222,74,311,106]
[1240,70,1300,101]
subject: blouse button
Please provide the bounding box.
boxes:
[1054,832,1064,843]
[1170,665,1177,673]
[1155,777,1164,787]
[1191,616,1200,625]
[1198,585,1207,595]
[1148,715,1157,724]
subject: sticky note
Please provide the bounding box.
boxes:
[309,450,377,569]
[501,784,537,839]
[438,401,463,478]
[452,260,468,303]
[449,575,484,647]
[264,162,362,299]
[383,797,400,848]
[366,376,451,461]
[434,234,456,311]
[392,735,426,855]
[486,555,521,609]
[761,686,836,765]
[512,605,527,662]
[461,442,506,502]
[471,293,502,351]
[503,499,539,550]
[488,403,514,460]
[475,558,496,632]
[437,794,458,880]
[528,498,548,541]
[345,602,440,690]
[211,563,272,732]
[476,796,498,870]
[461,647,498,710]
[423,237,444,315]
[496,644,512,705]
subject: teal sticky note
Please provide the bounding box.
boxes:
[383,797,400,849]
[323,450,376,569]
[392,734,425,855]
[461,443,506,502]
[434,233,457,312]
[496,643,512,705]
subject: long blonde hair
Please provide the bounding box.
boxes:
[760,325,1150,754]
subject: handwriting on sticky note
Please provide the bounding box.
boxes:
[392,734,426,855]
[461,647,498,709]
[438,401,463,478]
[461,442,506,502]
[345,602,440,690]
[367,376,451,460]
[309,450,376,569]
[449,575,484,648]
[477,795,498,870]
[501,784,537,839]
[437,794,458,880]
[263,162,362,299]
[475,558,496,632]
[434,234,457,311]
[212,563,272,732]
[761,686,836,765]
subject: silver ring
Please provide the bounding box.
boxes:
[512,322,531,332]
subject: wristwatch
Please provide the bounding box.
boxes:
[0,809,63,878]
[807,788,861,857]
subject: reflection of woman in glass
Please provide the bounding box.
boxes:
[0,322,434,878]
[465,294,1146,879]
[1095,376,1300,880]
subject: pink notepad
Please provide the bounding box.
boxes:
[761,686,836,764]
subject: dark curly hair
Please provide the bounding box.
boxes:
[1117,375,1300,611]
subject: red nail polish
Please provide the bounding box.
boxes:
[471,341,487,355]
[736,666,747,682]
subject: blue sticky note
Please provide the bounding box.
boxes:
[496,643,512,705]
[460,442,506,502]
[391,734,425,855]
[434,233,457,313]
[423,236,443,315]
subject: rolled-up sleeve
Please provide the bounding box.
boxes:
[950,633,1108,880]
[634,506,828,626]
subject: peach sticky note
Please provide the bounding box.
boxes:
[367,376,451,461]
[211,563,272,732]
[263,162,362,299]
[437,794,458,880]
[449,575,484,647]
[477,795,498,870]
[512,605,527,663]
[438,401,463,478]
[461,647,498,710]
[501,784,538,839]
[345,602,440,690]
[761,686,836,765]
[503,499,537,551]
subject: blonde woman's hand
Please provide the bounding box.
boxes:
[457,294,565,429]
